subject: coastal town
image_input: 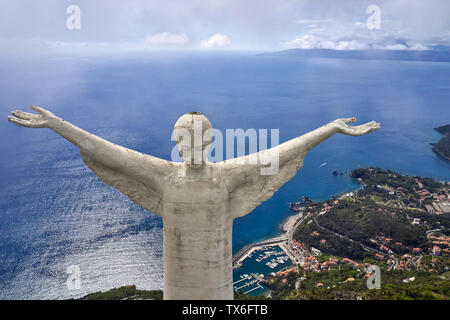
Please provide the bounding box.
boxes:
[232,167,450,299]
[73,167,450,300]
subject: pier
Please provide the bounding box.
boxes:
[233,274,265,295]
[232,234,288,266]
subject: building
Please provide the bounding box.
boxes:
[343,258,362,269]
[375,253,384,260]
[277,267,298,277]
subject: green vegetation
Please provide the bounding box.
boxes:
[292,168,443,258]
[267,268,450,300]
[78,285,163,300]
[318,199,426,249]
[234,291,267,300]
[294,221,370,259]
[239,167,450,300]
[352,167,442,193]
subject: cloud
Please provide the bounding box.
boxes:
[295,19,328,25]
[282,19,430,51]
[201,34,231,48]
[408,43,429,50]
[283,35,370,50]
[145,32,190,47]
[282,35,429,51]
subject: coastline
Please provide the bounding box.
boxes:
[232,212,309,279]
[232,177,365,268]
[432,144,450,162]
[233,167,450,273]
[281,212,304,233]
[233,167,450,299]
[431,124,450,162]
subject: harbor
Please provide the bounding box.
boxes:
[232,243,293,296]
[232,212,305,296]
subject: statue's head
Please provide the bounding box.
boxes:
[173,112,213,166]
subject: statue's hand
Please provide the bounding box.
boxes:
[333,117,381,136]
[8,105,57,128]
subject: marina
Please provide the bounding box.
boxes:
[232,242,294,296]
[231,209,310,296]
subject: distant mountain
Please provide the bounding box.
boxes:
[263,47,450,63]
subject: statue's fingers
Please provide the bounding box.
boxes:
[8,116,32,127]
[8,116,43,128]
[11,110,35,120]
[30,105,49,116]
[358,122,380,134]
[340,120,380,136]
[362,121,380,130]
[371,122,381,131]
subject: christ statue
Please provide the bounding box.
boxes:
[8,106,380,299]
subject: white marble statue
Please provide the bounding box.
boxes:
[8,106,380,299]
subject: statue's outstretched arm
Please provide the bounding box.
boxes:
[8,106,174,214]
[298,118,381,151]
[220,118,380,218]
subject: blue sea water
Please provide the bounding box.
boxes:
[0,51,449,299]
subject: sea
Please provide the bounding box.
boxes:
[0,50,449,299]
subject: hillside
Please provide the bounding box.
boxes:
[293,168,448,258]
[259,168,450,300]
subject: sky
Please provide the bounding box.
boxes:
[0,0,449,52]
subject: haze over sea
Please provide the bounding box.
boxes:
[0,51,449,299]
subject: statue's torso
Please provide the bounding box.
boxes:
[159,164,234,299]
